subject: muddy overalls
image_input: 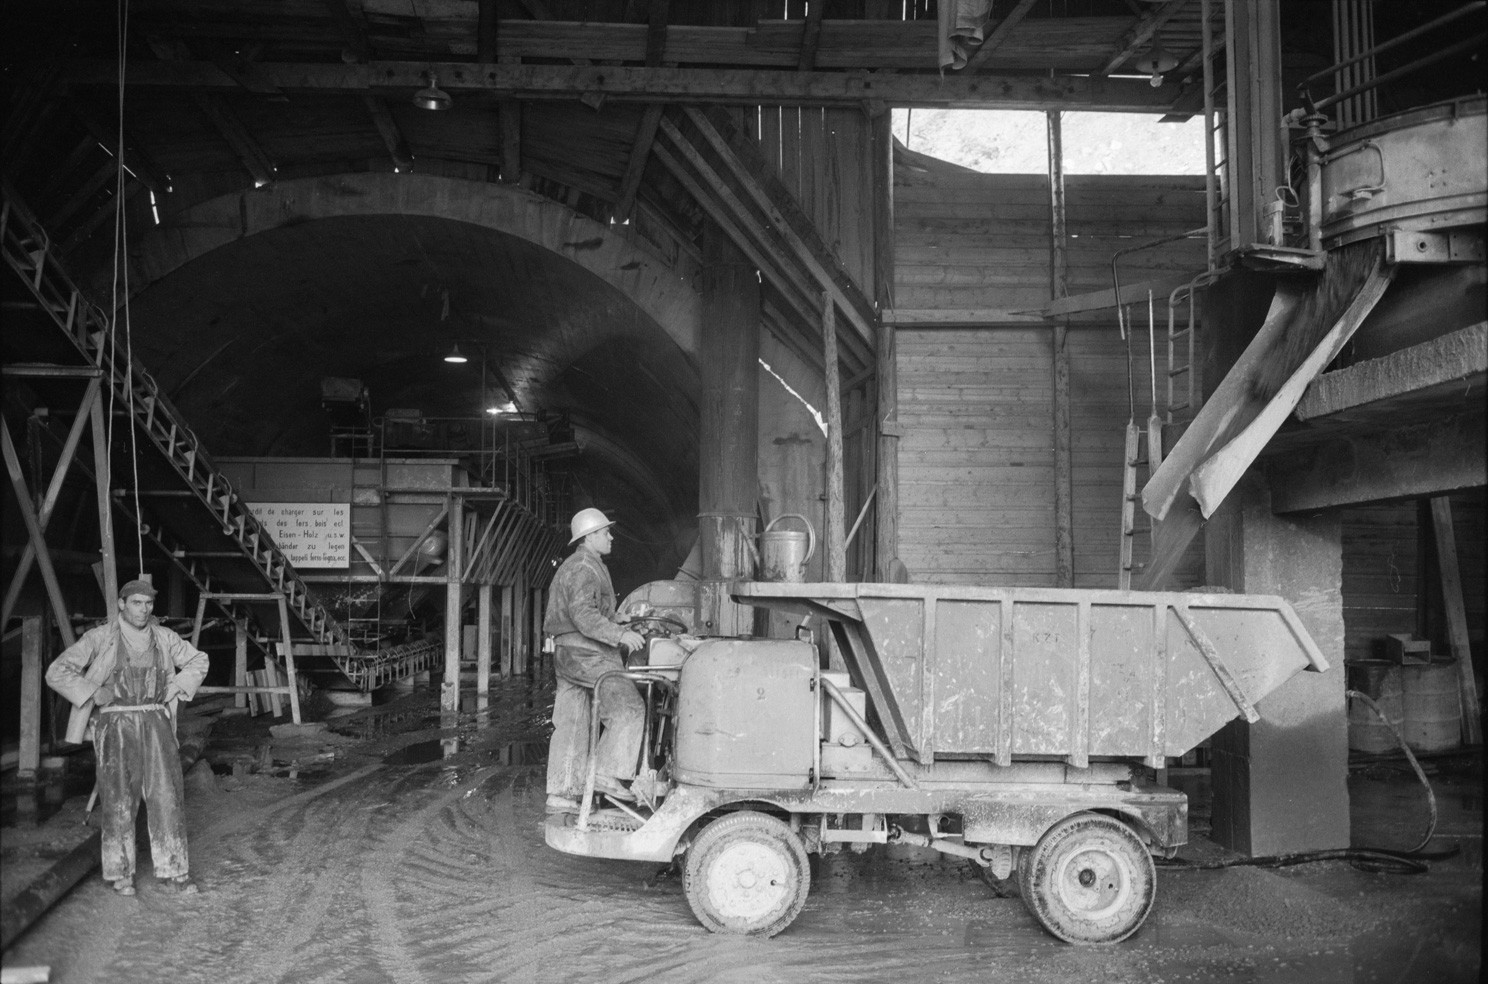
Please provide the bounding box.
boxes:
[95,628,191,883]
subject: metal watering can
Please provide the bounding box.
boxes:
[754,513,816,582]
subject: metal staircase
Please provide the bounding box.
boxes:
[2,184,355,670]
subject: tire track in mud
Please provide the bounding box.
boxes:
[192,764,395,984]
[359,765,611,983]
[99,762,416,984]
[359,764,510,984]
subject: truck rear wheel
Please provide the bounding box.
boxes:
[1021,812,1155,944]
[683,811,810,937]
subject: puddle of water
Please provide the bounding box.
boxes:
[383,739,463,765]
[381,739,549,767]
[325,706,430,741]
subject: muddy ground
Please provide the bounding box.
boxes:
[1,677,1481,984]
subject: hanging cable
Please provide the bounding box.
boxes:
[107,0,145,579]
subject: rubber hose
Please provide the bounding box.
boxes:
[1155,690,1455,876]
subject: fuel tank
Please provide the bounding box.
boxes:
[672,639,816,789]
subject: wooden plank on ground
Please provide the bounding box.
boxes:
[19,617,42,777]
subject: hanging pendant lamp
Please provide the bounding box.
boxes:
[414,72,452,111]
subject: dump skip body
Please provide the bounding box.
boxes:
[732,582,1329,769]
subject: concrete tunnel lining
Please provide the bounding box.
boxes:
[103,173,722,588]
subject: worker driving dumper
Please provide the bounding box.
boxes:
[544,508,647,812]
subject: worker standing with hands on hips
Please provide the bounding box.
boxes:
[544,508,646,812]
[46,578,210,896]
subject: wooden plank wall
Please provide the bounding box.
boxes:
[749,105,878,303]
[1341,491,1487,663]
[893,169,1208,587]
[896,172,1207,313]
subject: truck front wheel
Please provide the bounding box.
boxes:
[1022,812,1155,944]
[683,812,811,937]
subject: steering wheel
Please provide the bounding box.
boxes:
[626,613,688,637]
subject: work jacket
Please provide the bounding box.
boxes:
[46,617,210,743]
[543,545,625,654]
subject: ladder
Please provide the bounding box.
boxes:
[1118,421,1152,592]
[1118,275,1209,591]
[345,449,389,648]
[1201,0,1229,271]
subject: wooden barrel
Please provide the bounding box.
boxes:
[1346,660,1403,754]
[1401,660,1462,753]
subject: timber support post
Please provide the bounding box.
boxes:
[1047,110,1075,587]
[698,222,760,634]
[442,495,463,714]
[823,291,847,582]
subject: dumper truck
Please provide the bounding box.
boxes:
[544,581,1328,943]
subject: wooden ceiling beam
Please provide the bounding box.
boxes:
[516,0,593,67]
[146,37,277,185]
[614,0,669,219]
[477,0,498,63]
[48,157,117,230]
[680,106,876,348]
[650,135,821,348]
[499,81,522,183]
[214,45,285,95]
[63,182,145,255]
[654,114,872,371]
[521,155,616,203]
[1172,31,1221,80]
[114,17,1143,71]
[1096,0,1189,77]
[70,105,171,195]
[362,96,413,170]
[963,0,1039,72]
[797,0,826,71]
[615,105,662,221]
[645,0,671,65]
[62,60,1184,111]
[33,135,99,207]
[190,92,277,186]
[322,0,374,62]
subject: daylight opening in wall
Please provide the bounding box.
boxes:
[892,109,1206,175]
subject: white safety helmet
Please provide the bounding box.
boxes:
[569,507,615,545]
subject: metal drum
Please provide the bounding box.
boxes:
[1320,96,1487,247]
[1401,659,1462,753]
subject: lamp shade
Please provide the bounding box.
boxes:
[443,344,468,364]
[1134,43,1179,87]
[414,73,452,111]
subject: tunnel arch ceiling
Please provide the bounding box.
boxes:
[116,175,703,586]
